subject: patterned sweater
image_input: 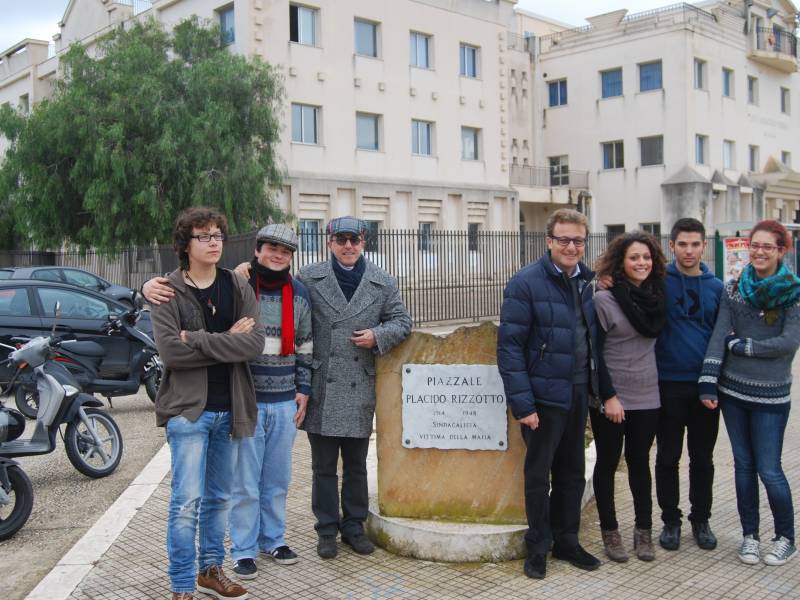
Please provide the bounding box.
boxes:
[699,280,800,405]
[249,279,313,403]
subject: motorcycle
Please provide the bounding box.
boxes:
[0,407,32,541]
[14,308,162,419]
[0,322,124,480]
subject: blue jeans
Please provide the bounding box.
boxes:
[165,411,234,593]
[230,401,297,560]
[721,396,794,544]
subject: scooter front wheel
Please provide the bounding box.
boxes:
[14,385,39,420]
[0,465,34,541]
[65,408,123,478]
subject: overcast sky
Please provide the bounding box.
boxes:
[0,0,683,53]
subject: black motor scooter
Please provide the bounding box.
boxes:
[0,406,32,541]
[14,309,162,419]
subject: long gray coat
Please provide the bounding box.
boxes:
[297,259,412,438]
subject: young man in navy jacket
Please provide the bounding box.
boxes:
[654,218,723,551]
[498,209,616,579]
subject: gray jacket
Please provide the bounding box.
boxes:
[297,259,412,438]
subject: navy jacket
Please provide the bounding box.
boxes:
[497,252,614,418]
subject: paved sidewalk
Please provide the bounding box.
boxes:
[59,374,799,599]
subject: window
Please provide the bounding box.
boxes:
[749,145,760,172]
[418,222,433,251]
[606,224,625,240]
[31,268,63,282]
[0,288,31,317]
[639,61,662,92]
[549,155,569,186]
[36,288,113,320]
[356,112,380,150]
[354,18,378,57]
[601,68,622,98]
[723,140,735,169]
[412,119,433,156]
[18,93,29,114]
[290,4,317,46]
[548,79,567,106]
[640,223,661,236]
[695,135,708,165]
[747,76,758,105]
[693,59,706,89]
[782,151,791,168]
[468,223,480,252]
[602,141,624,169]
[781,87,790,114]
[62,269,104,291]
[722,68,734,98]
[459,43,478,78]
[364,220,381,253]
[299,219,321,252]
[218,5,235,45]
[461,127,480,160]
[640,135,664,166]
[292,104,319,144]
[410,31,431,68]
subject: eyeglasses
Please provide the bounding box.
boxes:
[749,242,780,253]
[549,236,586,248]
[191,233,226,243]
[332,234,363,246]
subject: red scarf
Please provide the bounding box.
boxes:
[256,273,295,356]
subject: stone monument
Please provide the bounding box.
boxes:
[366,322,528,562]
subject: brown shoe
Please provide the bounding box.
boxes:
[171,594,194,600]
[197,565,248,599]
[601,529,629,563]
[633,528,656,562]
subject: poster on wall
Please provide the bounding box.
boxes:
[723,237,750,282]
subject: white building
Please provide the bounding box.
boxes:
[2,0,565,237]
[531,0,800,236]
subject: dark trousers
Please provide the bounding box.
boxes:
[655,381,720,526]
[520,385,588,556]
[307,432,370,538]
[590,407,659,530]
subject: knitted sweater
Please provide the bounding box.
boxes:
[699,280,800,405]
[249,278,313,403]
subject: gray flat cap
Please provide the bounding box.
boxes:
[256,223,298,251]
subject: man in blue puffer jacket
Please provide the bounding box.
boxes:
[498,209,617,580]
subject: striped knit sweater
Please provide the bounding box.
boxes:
[699,280,800,405]
[249,279,313,403]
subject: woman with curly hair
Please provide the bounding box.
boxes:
[700,220,800,566]
[592,231,667,563]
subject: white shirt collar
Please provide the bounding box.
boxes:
[552,261,581,279]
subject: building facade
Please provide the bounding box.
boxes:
[2,0,798,237]
[532,0,800,235]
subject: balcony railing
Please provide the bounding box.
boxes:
[510,165,589,189]
[754,27,798,58]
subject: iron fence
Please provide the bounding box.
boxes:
[755,27,798,58]
[0,231,716,327]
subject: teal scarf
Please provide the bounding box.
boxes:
[738,263,800,322]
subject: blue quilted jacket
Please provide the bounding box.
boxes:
[497,252,614,418]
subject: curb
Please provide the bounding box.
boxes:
[25,443,172,600]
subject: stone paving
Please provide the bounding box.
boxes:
[68,389,800,599]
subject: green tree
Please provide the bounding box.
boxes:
[0,17,284,252]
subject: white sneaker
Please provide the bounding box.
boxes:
[738,535,760,565]
[763,536,797,566]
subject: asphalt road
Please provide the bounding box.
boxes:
[0,389,166,600]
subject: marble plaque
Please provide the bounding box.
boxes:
[401,364,507,451]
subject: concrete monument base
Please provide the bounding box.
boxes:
[365,432,597,563]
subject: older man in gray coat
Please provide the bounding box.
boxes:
[298,216,411,560]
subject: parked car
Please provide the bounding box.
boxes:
[0,267,137,307]
[0,280,152,385]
